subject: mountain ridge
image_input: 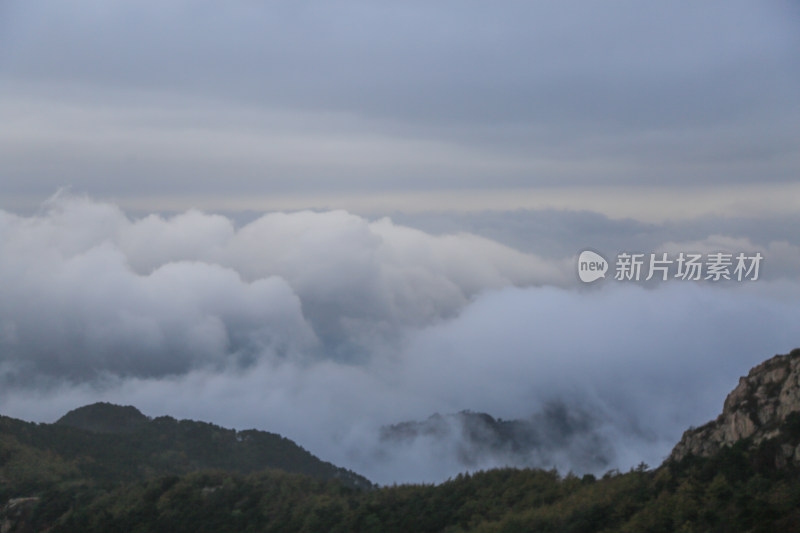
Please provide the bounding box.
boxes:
[0,402,373,496]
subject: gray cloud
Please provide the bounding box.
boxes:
[392,209,800,279]
[0,196,798,484]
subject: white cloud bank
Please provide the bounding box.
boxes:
[0,194,566,382]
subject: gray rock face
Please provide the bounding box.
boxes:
[670,348,800,462]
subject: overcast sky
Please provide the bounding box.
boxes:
[1,0,798,215]
[1,2,799,484]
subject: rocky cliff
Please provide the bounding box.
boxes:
[670,348,800,463]
[0,498,39,533]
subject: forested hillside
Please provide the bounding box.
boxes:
[0,402,371,503]
[9,438,800,532]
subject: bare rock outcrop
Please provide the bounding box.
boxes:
[0,497,39,533]
[670,348,800,462]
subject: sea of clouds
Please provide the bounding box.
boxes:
[1,194,798,484]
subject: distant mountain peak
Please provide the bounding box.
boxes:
[55,402,149,433]
[670,348,800,465]
[381,402,612,473]
[41,402,373,489]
